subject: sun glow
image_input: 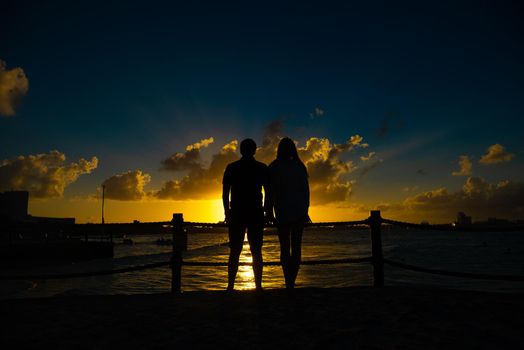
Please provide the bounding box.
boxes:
[210,198,225,223]
[28,196,370,224]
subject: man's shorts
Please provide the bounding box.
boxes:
[228,210,264,251]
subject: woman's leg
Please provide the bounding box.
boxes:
[289,222,304,288]
[277,224,292,288]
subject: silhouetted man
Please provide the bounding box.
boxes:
[222,138,270,291]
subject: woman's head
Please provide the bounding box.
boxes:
[276,137,299,161]
[275,137,308,175]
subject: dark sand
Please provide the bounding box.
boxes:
[2,286,523,349]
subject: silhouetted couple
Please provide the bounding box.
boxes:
[222,137,310,291]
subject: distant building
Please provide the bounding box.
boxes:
[0,191,29,221]
[0,190,75,224]
[487,217,510,225]
[26,215,76,225]
[456,212,472,226]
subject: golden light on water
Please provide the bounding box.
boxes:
[231,237,288,291]
[235,238,256,290]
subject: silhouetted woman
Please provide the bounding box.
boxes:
[268,137,310,289]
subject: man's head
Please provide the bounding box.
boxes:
[240,138,257,157]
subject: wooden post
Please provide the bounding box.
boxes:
[171,213,184,294]
[370,210,384,287]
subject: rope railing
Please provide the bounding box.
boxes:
[383,259,524,282]
[182,219,370,228]
[1,211,523,292]
[381,218,524,232]
[0,261,171,281]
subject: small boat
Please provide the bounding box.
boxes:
[155,237,172,245]
[122,235,134,245]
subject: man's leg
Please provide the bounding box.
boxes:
[228,247,242,291]
[228,223,244,291]
[247,222,264,290]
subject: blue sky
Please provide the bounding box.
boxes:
[1,0,524,222]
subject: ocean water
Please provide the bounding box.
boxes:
[1,227,524,299]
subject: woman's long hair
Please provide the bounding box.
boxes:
[276,137,308,175]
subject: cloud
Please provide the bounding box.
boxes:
[0,151,98,198]
[402,186,419,192]
[360,152,376,161]
[102,170,151,201]
[357,159,383,180]
[309,106,325,119]
[255,119,283,164]
[156,140,239,200]
[155,121,373,205]
[452,155,472,176]
[0,60,29,117]
[400,176,524,221]
[297,135,368,204]
[185,137,214,151]
[161,137,214,171]
[376,112,404,138]
[479,144,514,165]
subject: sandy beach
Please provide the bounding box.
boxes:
[2,286,523,349]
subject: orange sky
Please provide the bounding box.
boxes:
[28,197,368,224]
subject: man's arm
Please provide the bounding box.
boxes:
[222,183,231,223]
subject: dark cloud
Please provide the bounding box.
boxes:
[402,177,524,221]
[0,59,29,117]
[357,159,383,180]
[102,170,151,201]
[255,119,283,164]
[160,137,214,171]
[0,151,98,198]
[376,112,404,138]
[156,140,239,199]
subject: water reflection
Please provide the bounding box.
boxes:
[236,250,255,290]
